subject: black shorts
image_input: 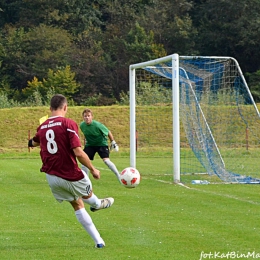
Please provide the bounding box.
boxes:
[83,146,109,160]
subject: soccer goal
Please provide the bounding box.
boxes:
[129,54,260,184]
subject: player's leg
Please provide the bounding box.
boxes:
[83,194,114,212]
[82,191,100,208]
[81,147,96,175]
[98,146,120,180]
[104,158,120,180]
[45,173,105,247]
[46,172,114,215]
[70,198,105,248]
[78,170,114,212]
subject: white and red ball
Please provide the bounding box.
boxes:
[119,167,141,188]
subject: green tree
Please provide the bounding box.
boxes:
[98,0,197,99]
[24,66,80,101]
[43,66,80,99]
[124,22,167,65]
[0,0,22,26]
[0,24,75,100]
[191,0,260,72]
[70,27,111,104]
[6,0,105,35]
[100,22,167,98]
[2,0,260,103]
[139,0,197,55]
[23,77,44,97]
[0,26,27,97]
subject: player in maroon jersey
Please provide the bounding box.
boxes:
[28,94,113,248]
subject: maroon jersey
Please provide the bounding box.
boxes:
[33,116,84,181]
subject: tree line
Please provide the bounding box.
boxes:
[1,0,260,106]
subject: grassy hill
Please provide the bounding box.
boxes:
[1,103,260,157]
[0,106,130,154]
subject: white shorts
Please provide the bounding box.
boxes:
[46,170,92,203]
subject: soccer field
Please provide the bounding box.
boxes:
[1,156,260,260]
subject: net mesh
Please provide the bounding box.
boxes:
[135,56,260,183]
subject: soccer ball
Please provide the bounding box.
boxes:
[119,167,141,188]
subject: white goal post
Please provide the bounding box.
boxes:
[129,53,180,183]
[129,53,260,184]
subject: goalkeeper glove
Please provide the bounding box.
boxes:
[110,140,119,152]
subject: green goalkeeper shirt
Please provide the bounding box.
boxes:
[80,120,109,147]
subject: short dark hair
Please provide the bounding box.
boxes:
[82,108,93,116]
[50,94,67,110]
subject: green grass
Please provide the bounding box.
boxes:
[1,106,260,259]
[1,155,260,260]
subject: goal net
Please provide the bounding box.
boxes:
[129,54,260,184]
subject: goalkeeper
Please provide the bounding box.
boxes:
[80,108,120,181]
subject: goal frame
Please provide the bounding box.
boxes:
[129,53,258,183]
[129,53,180,182]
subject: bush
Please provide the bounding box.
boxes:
[0,92,21,108]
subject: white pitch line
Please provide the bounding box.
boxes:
[145,177,260,205]
[189,186,260,205]
[177,182,191,189]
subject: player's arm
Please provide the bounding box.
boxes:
[108,131,119,152]
[28,138,40,147]
[73,146,100,179]
[108,131,114,142]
